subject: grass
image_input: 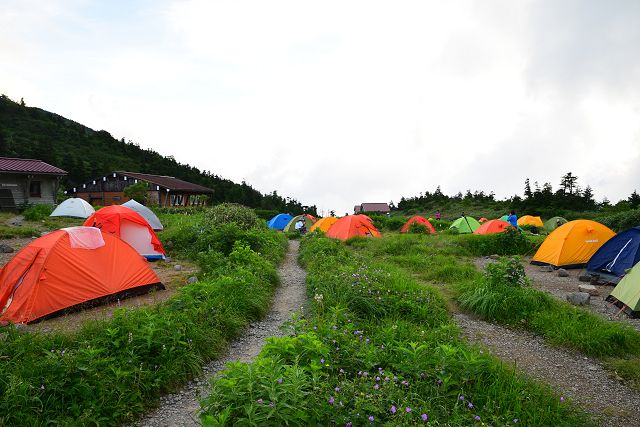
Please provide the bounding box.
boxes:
[199,235,592,426]
[0,207,287,426]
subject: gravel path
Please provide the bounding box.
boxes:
[133,240,307,427]
[455,312,640,427]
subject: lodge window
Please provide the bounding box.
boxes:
[29,181,41,197]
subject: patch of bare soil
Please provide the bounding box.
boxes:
[475,257,640,333]
[133,239,308,427]
[456,312,640,427]
[0,237,33,265]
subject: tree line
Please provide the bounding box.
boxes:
[0,95,316,215]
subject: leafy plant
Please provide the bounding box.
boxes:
[22,203,53,220]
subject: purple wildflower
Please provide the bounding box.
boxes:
[368,415,374,422]
[346,423,351,427]
[391,406,397,414]
[329,397,335,405]
[277,378,283,384]
[376,376,381,381]
[514,419,518,423]
[320,358,325,364]
[256,399,263,404]
[560,396,565,402]
[335,387,340,392]
[339,368,345,374]
[475,415,481,421]
[373,384,379,390]
[40,384,45,390]
[459,395,465,401]
[405,407,411,413]
[468,402,473,409]
[422,414,428,421]
[363,371,368,377]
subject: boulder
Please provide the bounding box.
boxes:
[187,276,198,284]
[539,265,554,272]
[578,284,599,296]
[578,274,592,282]
[557,268,569,277]
[174,264,182,272]
[0,244,14,253]
[566,292,590,305]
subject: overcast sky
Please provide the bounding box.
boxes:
[2,0,639,215]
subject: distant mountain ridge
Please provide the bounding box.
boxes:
[0,95,315,215]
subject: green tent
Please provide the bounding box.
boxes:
[499,214,509,222]
[607,262,640,317]
[449,216,480,234]
[283,215,315,232]
[544,216,568,232]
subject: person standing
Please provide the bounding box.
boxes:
[435,210,441,221]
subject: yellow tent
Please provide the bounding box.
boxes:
[531,220,615,268]
[310,217,339,233]
[517,215,544,227]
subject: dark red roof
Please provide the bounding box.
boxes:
[117,171,213,193]
[0,157,67,175]
[359,203,390,213]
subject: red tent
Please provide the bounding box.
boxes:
[400,216,437,234]
[0,227,162,324]
[84,205,166,259]
[326,215,381,240]
[473,219,513,235]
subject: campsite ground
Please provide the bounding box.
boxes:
[0,215,198,334]
[474,257,640,332]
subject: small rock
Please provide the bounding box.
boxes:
[489,254,500,260]
[539,265,554,272]
[566,292,590,305]
[0,244,14,253]
[174,264,182,271]
[578,274,592,282]
[164,256,172,263]
[187,276,198,283]
[557,268,569,277]
[578,284,599,296]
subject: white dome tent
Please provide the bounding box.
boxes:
[50,198,95,219]
[122,199,164,231]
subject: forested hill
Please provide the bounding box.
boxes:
[0,95,316,215]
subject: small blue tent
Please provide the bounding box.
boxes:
[587,226,640,283]
[267,213,293,230]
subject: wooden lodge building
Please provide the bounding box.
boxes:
[67,171,214,207]
[0,157,67,210]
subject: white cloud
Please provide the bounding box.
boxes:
[2,0,640,213]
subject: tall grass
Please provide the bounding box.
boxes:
[200,235,591,426]
[0,208,287,426]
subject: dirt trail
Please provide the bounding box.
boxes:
[455,312,640,427]
[133,240,307,427]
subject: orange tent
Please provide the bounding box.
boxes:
[304,213,318,222]
[518,215,544,227]
[310,216,339,233]
[531,220,615,268]
[400,216,436,234]
[473,219,513,235]
[84,205,166,259]
[0,227,162,324]
[326,215,381,240]
[479,217,488,223]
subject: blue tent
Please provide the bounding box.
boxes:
[587,227,640,283]
[267,213,293,230]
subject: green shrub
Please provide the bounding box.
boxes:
[597,208,640,232]
[457,228,542,256]
[205,203,261,230]
[407,222,430,234]
[22,204,53,221]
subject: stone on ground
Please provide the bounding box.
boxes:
[557,268,569,277]
[578,274,592,282]
[578,284,599,296]
[174,264,182,271]
[539,265,554,272]
[566,292,590,305]
[0,244,13,253]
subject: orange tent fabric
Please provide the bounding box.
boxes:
[531,220,615,268]
[473,219,513,235]
[479,217,488,223]
[518,215,544,227]
[84,205,166,256]
[310,217,339,233]
[0,227,162,324]
[326,215,381,240]
[304,213,318,222]
[400,216,436,234]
